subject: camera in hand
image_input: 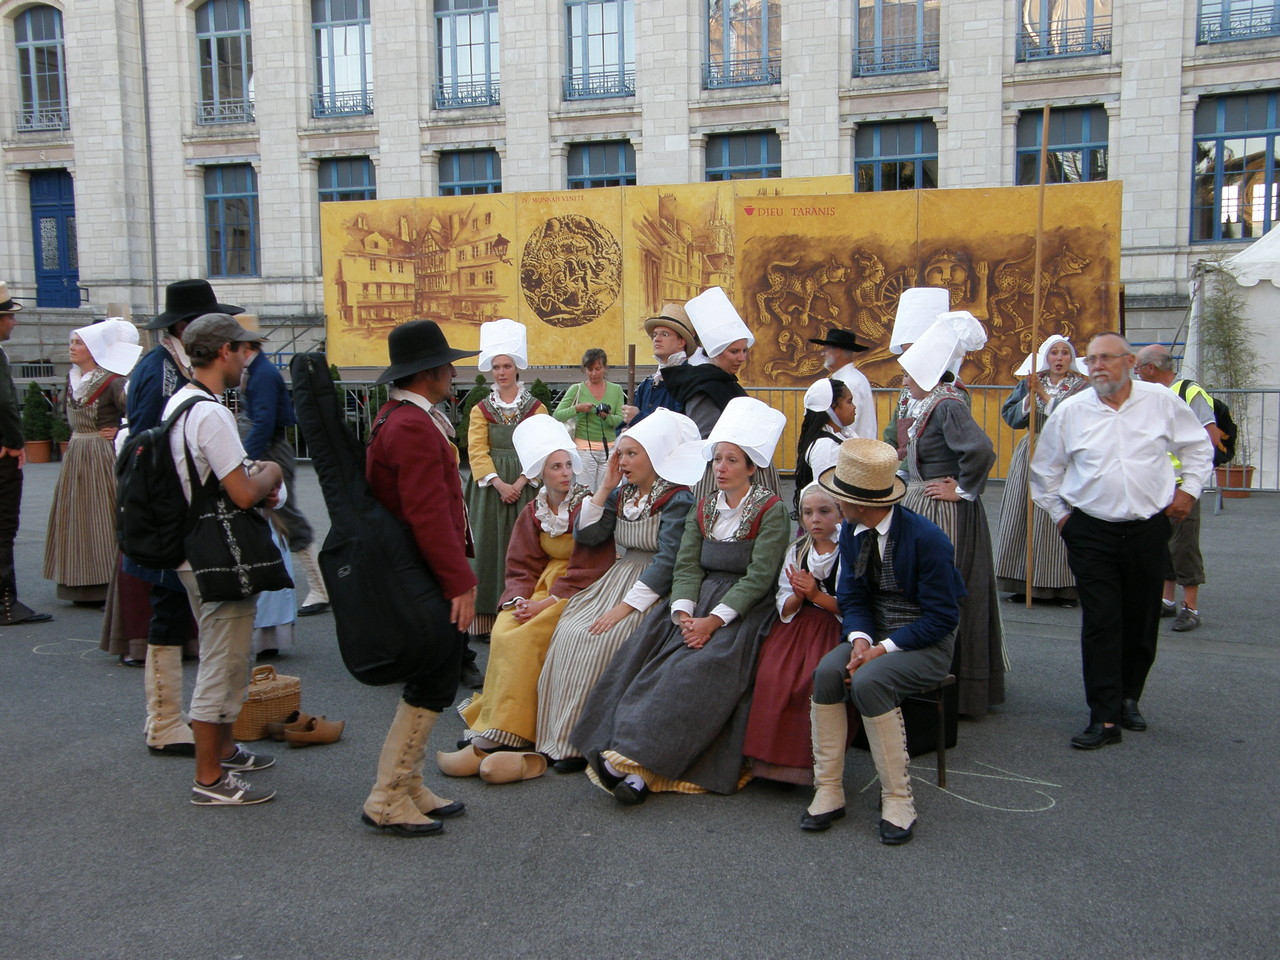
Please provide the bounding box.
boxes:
[593,402,611,417]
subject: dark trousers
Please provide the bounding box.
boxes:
[262,431,314,552]
[1061,508,1170,725]
[403,627,465,713]
[0,456,30,621]
[148,581,195,647]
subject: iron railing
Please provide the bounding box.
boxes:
[312,90,374,118]
[1017,16,1112,60]
[703,56,782,89]
[434,79,501,109]
[195,98,255,125]
[16,106,69,132]
[1197,7,1280,43]
[852,39,940,77]
[563,68,635,100]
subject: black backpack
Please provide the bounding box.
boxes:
[114,395,211,569]
[1175,380,1237,467]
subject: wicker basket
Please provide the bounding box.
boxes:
[231,665,302,741]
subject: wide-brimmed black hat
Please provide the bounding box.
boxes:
[374,320,479,386]
[145,279,243,330]
[808,328,868,352]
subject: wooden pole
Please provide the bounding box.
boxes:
[1024,103,1051,609]
[627,343,637,408]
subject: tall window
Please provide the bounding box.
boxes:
[705,1,781,89]
[705,132,781,181]
[853,0,939,77]
[435,0,500,109]
[1018,1,1112,61]
[204,164,259,276]
[855,120,938,192]
[1193,91,1279,241]
[1198,1,1280,44]
[567,141,636,188]
[439,149,502,195]
[564,1,635,100]
[14,6,69,132]
[319,157,376,202]
[313,0,372,117]
[1015,107,1108,185]
[195,0,254,124]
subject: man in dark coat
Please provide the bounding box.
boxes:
[360,319,478,837]
[0,281,52,625]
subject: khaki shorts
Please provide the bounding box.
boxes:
[1163,497,1205,586]
[179,570,258,724]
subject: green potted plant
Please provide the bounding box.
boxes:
[51,416,71,459]
[1197,253,1261,496]
[20,382,54,464]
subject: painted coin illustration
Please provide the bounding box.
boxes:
[520,215,622,328]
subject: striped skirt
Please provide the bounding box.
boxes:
[43,431,117,599]
[994,435,1077,600]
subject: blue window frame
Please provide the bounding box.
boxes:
[567,141,636,188]
[440,149,503,195]
[705,1,780,89]
[14,6,68,132]
[312,0,373,117]
[195,0,254,124]
[855,120,938,192]
[1016,106,1109,185]
[1198,1,1280,44]
[705,132,780,181]
[853,0,939,77]
[435,0,500,109]
[1017,1,1112,61]
[1193,91,1279,241]
[204,164,259,276]
[564,1,635,100]
[319,157,376,202]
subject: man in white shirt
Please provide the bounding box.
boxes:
[1031,333,1212,750]
[167,314,284,804]
[808,328,878,440]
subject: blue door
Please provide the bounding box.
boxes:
[29,169,79,308]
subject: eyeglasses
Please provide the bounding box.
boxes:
[1083,353,1130,367]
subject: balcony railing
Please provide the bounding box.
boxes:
[852,39,940,77]
[1198,9,1280,43]
[312,90,374,118]
[703,55,782,89]
[196,98,255,125]
[16,106,69,133]
[434,79,501,110]
[563,68,635,100]
[1018,16,1112,60]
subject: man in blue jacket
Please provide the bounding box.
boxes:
[806,438,965,845]
[238,333,328,616]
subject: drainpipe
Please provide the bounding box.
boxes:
[136,0,160,320]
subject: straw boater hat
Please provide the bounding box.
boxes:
[76,319,142,377]
[900,311,987,392]
[808,328,868,353]
[889,287,949,355]
[818,438,907,506]
[0,281,22,313]
[512,414,581,478]
[702,396,787,467]
[642,304,698,350]
[145,279,243,330]
[375,319,479,386]
[684,286,754,358]
[623,408,706,486]
[1014,334,1087,377]
[477,318,528,372]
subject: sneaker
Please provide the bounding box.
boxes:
[1171,603,1201,632]
[191,771,275,805]
[220,743,275,771]
[1160,601,1177,619]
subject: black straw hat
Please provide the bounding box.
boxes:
[808,328,868,353]
[374,320,479,386]
[145,279,243,330]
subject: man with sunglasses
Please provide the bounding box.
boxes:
[1030,333,1212,750]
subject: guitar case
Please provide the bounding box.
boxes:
[289,353,457,686]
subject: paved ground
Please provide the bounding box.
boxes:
[1,463,1276,960]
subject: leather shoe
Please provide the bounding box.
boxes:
[427,800,466,819]
[11,611,53,624]
[460,662,485,690]
[553,757,588,774]
[879,819,915,845]
[613,779,649,805]
[800,807,846,832]
[1120,699,1147,732]
[121,656,146,668]
[148,742,196,757]
[588,755,621,791]
[360,812,443,837]
[298,602,330,617]
[1070,722,1121,750]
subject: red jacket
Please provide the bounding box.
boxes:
[366,400,477,600]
